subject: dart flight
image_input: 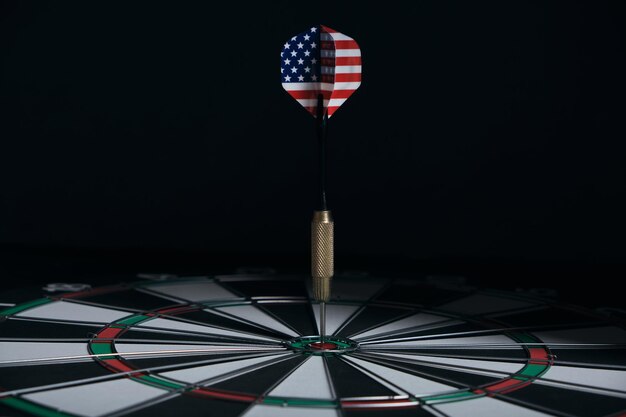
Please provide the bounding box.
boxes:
[281,25,361,118]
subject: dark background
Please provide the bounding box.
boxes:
[1,2,625,307]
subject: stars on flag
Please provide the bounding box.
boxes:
[280,27,322,84]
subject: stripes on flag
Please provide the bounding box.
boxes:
[281,25,361,118]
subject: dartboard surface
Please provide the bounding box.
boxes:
[1,274,625,417]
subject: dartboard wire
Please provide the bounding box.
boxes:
[345,351,510,391]
[355,351,533,379]
[489,392,582,417]
[0,337,280,345]
[234,354,329,416]
[247,301,306,337]
[209,276,265,298]
[131,298,295,342]
[351,349,626,371]
[134,284,248,308]
[322,355,347,417]
[343,312,459,341]
[198,305,295,339]
[353,351,521,378]
[113,336,278,347]
[357,350,533,364]
[350,353,626,404]
[356,321,618,345]
[98,354,308,417]
[2,300,285,344]
[208,276,312,304]
[0,322,285,345]
[326,277,395,337]
[420,405,451,417]
[133,286,215,305]
[361,342,625,350]
[5,314,128,328]
[540,359,626,371]
[201,306,296,340]
[341,353,496,408]
[350,305,614,343]
[532,378,626,398]
[133,318,283,344]
[51,297,180,315]
[347,318,463,342]
[168,350,302,388]
[2,315,284,346]
[353,351,626,397]
[340,302,558,342]
[103,392,181,417]
[0,351,290,398]
[66,293,292,342]
[337,354,431,401]
[0,346,287,367]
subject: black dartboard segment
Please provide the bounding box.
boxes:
[0,274,624,417]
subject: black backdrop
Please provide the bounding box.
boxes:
[1,2,625,305]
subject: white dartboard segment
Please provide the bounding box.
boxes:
[312,303,359,336]
[343,356,456,397]
[144,281,238,303]
[15,301,132,324]
[538,365,626,393]
[268,356,334,400]
[364,334,522,350]
[215,305,298,337]
[372,352,523,375]
[0,342,89,365]
[242,404,340,417]
[135,317,276,342]
[351,312,453,340]
[113,343,278,360]
[435,396,556,417]
[23,378,167,417]
[160,354,289,384]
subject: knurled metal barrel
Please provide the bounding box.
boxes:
[311,210,334,302]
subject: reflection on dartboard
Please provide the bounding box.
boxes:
[1,274,625,417]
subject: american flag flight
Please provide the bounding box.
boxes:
[281,25,361,118]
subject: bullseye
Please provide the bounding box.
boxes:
[309,342,337,350]
[285,336,359,355]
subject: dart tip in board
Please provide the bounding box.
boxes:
[320,301,326,341]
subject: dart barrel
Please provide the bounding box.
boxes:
[311,210,334,302]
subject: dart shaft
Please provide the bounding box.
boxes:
[316,94,328,211]
[320,302,326,341]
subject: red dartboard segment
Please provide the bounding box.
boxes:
[191,388,256,403]
[528,347,551,362]
[95,326,126,339]
[155,305,201,315]
[475,378,532,395]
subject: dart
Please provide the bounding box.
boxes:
[281,25,362,342]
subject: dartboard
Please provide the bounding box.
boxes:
[1,274,625,417]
